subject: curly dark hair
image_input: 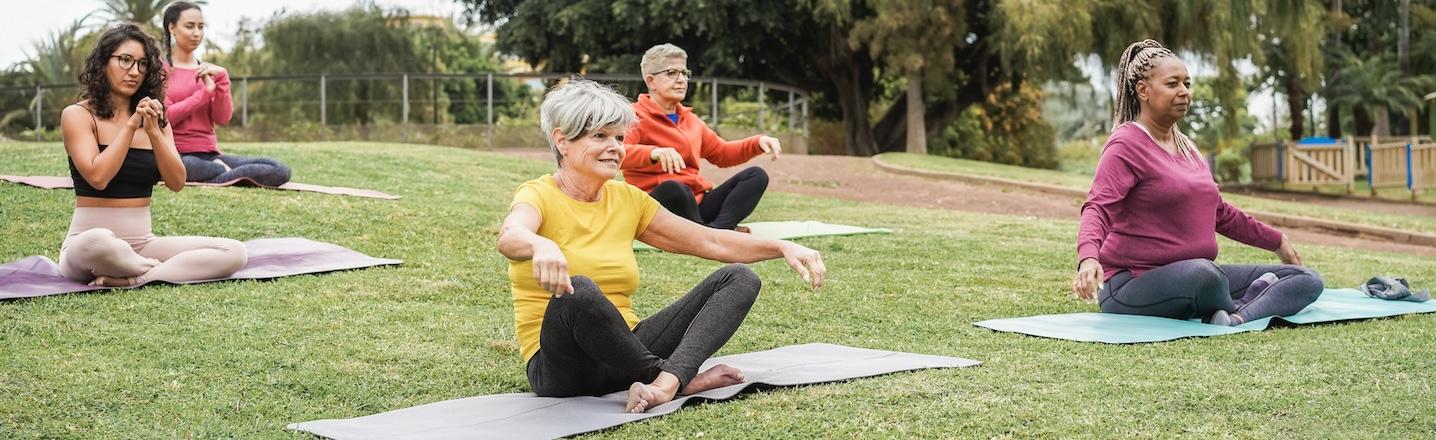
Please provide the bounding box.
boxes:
[77,23,167,119]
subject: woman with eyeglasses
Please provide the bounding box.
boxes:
[161,1,291,187]
[621,43,781,231]
[56,23,247,287]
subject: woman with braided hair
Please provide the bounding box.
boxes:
[1071,39,1323,326]
[161,1,292,187]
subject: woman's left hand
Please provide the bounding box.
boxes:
[137,98,164,133]
[1276,234,1302,266]
[779,241,825,290]
[758,136,781,161]
[195,63,227,79]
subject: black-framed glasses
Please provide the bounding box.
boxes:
[110,55,151,74]
[650,68,692,79]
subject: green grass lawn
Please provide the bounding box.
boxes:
[4,142,1435,438]
[879,152,1436,235]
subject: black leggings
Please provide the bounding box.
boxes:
[526,264,761,397]
[181,153,292,187]
[1098,258,1324,322]
[648,167,768,230]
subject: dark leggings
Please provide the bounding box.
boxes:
[181,153,292,187]
[1099,258,1324,322]
[526,264,761,397]
[649,167,768,230]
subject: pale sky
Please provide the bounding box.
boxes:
[7,1,1289,133]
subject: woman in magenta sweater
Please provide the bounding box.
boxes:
[161,2,291,187]
[1072,40,1323,326]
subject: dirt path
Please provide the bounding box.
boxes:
[494,149,1436,257]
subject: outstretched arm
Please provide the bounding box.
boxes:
[638,209,825,290]
[498,203,574,296]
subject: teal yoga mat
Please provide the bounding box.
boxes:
[634,221,892,251]
[974,289,1436,343]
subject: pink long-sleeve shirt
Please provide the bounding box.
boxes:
[1077,123,1283,281]
[163,65,233,154]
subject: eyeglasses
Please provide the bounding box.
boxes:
[111,55,150,74]
[650,68,692,79]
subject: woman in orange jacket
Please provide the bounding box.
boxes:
[620,44,782,230]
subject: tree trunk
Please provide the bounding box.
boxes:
[904,69,927,154]
[1371,106,1391,137]
[815,26,876,156]
[1284,76,1308,139]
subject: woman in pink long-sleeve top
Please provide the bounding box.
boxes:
[161,2,290,187]
[1071,40,1323,326]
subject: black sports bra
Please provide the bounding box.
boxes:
[68,109,161,198]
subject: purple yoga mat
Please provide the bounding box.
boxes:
[0,237,401,300]
[0,175,400,200]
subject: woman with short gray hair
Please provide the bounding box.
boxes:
[622,43,782,231]
[498,79,827,413]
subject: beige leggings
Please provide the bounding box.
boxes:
[59,207,247,284]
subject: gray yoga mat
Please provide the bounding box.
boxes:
[289,343,980,439]
[0,237,401,300]
[0,175,400,200]
[635,220,893,251]
[974,289,1436,343]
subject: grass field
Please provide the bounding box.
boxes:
[3,142,1435,438]
[879,152,1436,235]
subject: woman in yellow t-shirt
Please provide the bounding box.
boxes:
[498,79,827,414]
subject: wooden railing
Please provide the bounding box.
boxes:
[1252,137,1436,198]
[1362,138,1434,199]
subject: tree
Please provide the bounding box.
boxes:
[97,0,200,32]
[852,0,964,155]
[1326,52,1433,137]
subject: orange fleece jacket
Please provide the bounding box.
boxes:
[621,93,764,203]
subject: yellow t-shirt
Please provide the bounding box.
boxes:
[508,175,660,361]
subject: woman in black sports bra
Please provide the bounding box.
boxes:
[58,23,247,287]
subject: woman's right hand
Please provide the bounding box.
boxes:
[531,239,573,297]
[1072,258,1103,301]
[202,74,217,93]
[650,147,686,173]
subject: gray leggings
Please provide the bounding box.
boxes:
[181,153,292,187]
[526,264,761,397]
[1099,259,1324,322]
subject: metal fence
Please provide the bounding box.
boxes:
[1,72,811,150]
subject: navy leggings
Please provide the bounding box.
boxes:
[648,167,768,230]
[181,153,292,187]
[526,264,761,397]
[1098,259,1324,322]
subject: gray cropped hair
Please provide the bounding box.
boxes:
[539,78,636,166]
[640,43,688,75]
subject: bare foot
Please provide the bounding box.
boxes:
[88,275,140,287]
[681,364,745,395]
[625,372,679,413]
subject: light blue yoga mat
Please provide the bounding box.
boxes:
[974,289,1436,343]
[634,220,892,251]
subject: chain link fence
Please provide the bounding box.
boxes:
[1,73,811,152]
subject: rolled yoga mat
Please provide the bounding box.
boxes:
[0,175,400,200]
[634,220,893,251]
[0,237,402,300]
[974,288,1436,343]
[289,343,980,440]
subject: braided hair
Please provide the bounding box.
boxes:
[1111,39,1198,161]
[161,1,203,65]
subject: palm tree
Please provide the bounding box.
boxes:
[1326,52,1434,137]
[19,15,92,123]
[99,0,172,26]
